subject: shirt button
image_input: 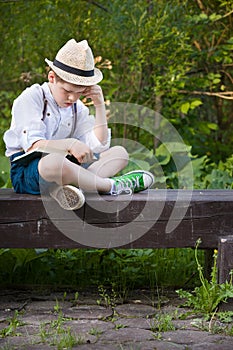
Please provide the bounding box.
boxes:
[23,130,26,133]
[47,113,50,116]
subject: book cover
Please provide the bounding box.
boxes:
[12,147,96,166]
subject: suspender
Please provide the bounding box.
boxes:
[41,89,77,137]
[71,102,77,136]
[42,91,48,121]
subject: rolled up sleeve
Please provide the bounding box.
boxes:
[12,85,46,152]
[19,120,47,151]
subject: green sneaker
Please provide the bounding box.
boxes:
[111,170,154,195]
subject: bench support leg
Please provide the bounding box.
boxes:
[218,236,233,284]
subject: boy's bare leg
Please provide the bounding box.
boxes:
[38,153,112,193]
[88,146,129,178]
[38,145,129,193]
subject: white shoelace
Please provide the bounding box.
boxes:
[115,176,140,195]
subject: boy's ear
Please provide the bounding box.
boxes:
[48,71,56,83]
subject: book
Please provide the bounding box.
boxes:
[12,147,97,166]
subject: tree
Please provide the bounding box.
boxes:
[0,0,232,162]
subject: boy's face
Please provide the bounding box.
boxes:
[48,71,90,108]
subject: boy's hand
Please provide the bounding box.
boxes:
[69,140,93,164]
[82,85,104,106]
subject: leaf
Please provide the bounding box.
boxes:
[155,144,171,165]
[189,156,207,178]
[227,37,233,44]
[129,158,151,171]
[212,78,221,84]
[190,100,203,109]
[165,142,192,154]
[154,175,167,184]
[207,122,218,131]
[0,249,10,256]
[173,153,192,171]
[209,13,222,22]
[180,102,190,114]
[130,149,154,160]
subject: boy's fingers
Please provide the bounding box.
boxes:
[78,151,93,163]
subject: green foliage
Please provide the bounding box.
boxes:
[0,248,203,290]
[0,156,11,188]
[122,144,233,190]
[180,100,203,115]
[177,239,233,317]
[0,0,233,166]
[0,90,17,155]
[194,154,233,189]
[0,0,232,164]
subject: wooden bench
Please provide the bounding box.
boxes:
[1,188,233,285]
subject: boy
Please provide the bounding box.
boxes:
[4,39,154,210]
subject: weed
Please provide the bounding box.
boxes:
[89,327,103,336]
[0,311,23,338]
[52,327,83,349]
[150,312,175,333]
[115,323,127,330]
[218,311,233,323]
[40,318,84,348]
[97,283,118,308]
[191,316,233,336]
[225,325,233,336]
[39,321,49,343]
[190,318,208,332]
[39,300,83,348]
[54,298,62,313]
[74,291,79,302]
[177,239,233,318]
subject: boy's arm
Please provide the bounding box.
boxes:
[29,138,93,164]
[83,85,108,144]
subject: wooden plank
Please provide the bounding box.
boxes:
[1,188,233,250]
[0,220,84,249]
[0,188,85,223]
[3,188,233,222]
[0,210,233,249]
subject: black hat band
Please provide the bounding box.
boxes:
[53,59,94,77]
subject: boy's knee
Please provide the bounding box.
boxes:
[112,145,129,164]
[38,153,65,181]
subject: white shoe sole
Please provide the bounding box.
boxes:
[50,185,85,210]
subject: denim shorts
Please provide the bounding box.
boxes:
[10,151,100,195]
[10,151,53,195]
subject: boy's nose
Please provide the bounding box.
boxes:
[68,95,76,103]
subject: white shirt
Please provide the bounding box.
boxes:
[4,82,111,156]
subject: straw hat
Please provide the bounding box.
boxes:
[45,39,103,86]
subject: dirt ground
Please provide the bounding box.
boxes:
[0,288,232,349]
